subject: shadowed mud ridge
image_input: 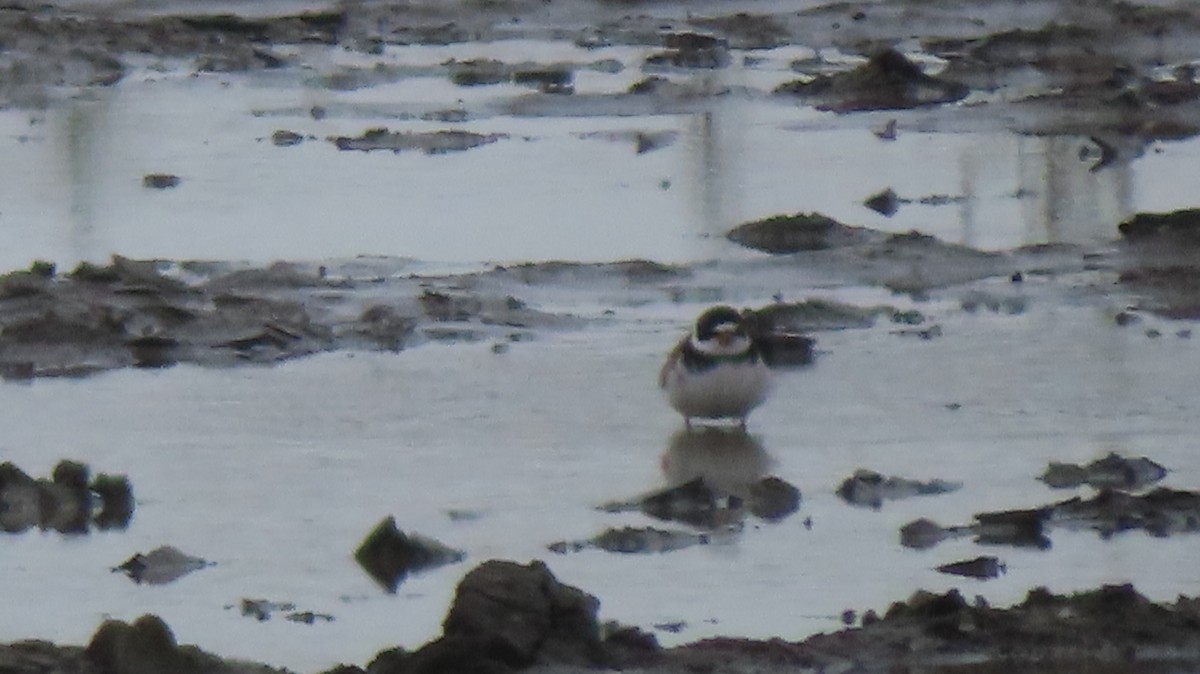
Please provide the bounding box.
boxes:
[0,257,586,378]
[3,560,1200,674]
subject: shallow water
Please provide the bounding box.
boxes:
[3,41,1200,273]
[3,31,1200,674]
[2,289,1199,671]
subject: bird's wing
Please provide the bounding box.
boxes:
[658,337,687,389]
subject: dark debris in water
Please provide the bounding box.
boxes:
[113,545,212,585]
[234,599,334,624]
[141,173,180,189]
[1040,452,1168,491]
[935,555,1006,580]
[549,524,739,555]
[901,487,1200,550]
[837,469,961,510]
[601,475,801,531]
[330,127,506,155]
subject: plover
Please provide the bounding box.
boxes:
[659,305,771,428]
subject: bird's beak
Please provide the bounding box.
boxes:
[715,326,737,347]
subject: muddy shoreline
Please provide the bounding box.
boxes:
[4,560,1200,674]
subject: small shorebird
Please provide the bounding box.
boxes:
[659,305,771,428]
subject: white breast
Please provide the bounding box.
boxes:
[664,359,772,420]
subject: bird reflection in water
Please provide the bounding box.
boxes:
[653,426,801,528]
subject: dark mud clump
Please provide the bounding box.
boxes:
[330,128,506,155]
[142,173,181,189]
[775,49,969,112]
[726,212,879,254]
[0,460,133,533]
[935,555,1006,580]
[600,475,801,531]
[1039,452,1167,490]
[837,469,961,510]
[114,545,213,585]
[236,599,334,624]
[353,516,465,593]
[414,559,611,670]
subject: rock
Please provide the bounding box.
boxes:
[389,634,516,674]
[113,545,212,585]
[441,559,605,667]
[935,556,1006,580]
[0,460,131,534]
[837,469,961,510]
[775,49,969,112]
[85,615,192,674]
[353,516,465,593]
[726,212,878,253]
[84,614,283,674]
[1039,452,1168,490]
[142,174,180,189]
[863,188,901,216]
[331,128,505,155]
